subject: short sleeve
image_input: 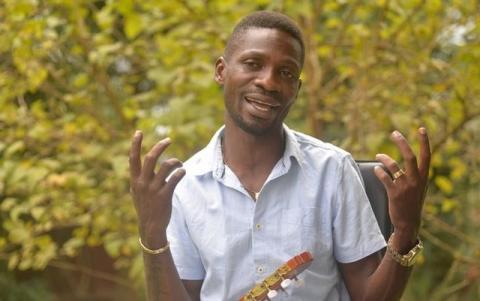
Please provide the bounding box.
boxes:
[332,155,387,263]
[166,192,205,280]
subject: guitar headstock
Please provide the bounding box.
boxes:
[239,251,313,301]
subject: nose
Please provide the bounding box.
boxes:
[253,67,279,92]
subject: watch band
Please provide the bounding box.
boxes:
[387,234,423,267]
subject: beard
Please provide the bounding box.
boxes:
[224,98,281,136]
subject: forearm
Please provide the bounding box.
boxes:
[361,127,430,301]
[143,249,192,301]
[363,253,412,301]
[129,132,193,300]
[363,231,417,301]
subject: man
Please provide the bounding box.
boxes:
[129,11,430,301]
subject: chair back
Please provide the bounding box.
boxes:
[356,161,392,241]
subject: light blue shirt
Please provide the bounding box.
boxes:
[167,125,386,301]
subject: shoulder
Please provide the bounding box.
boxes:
[293,130,349,156]
[173,143,217,199]
[177,148,210,181]
[183,147,210,171]
[181,126,224,176]
[288,129,354,170]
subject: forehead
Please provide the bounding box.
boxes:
[229,27,303,67]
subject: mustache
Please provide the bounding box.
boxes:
[244,88,282,100]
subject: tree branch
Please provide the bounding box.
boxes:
[0,252,135,290]
[420,228,478,264]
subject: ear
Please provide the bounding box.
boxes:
[294,78,302,99]
[214,56,226,85]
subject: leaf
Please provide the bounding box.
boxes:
[72,73,89,88]
[33,241,56,269]
[96,6,114,30]
[9,226,30,244]
[31,207,45,220]
[8,253,20,270]
[18,257,32,271]
[27,65,48,91]
[10,205,28,222]
[435,176,453,194]
[105,239,121,257]
[63,237,84,257]
[4,141,25,157]
[449,158,467,180]
[1,197,17,211]
[441,198,458,213]
[124,13,144,39]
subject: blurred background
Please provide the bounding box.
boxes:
[1,0,479,300]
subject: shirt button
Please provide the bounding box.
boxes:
[257,265,265,274]
[255,223,262,230]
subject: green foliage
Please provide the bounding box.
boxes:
[0,267,53,301]
[1,0,479,299]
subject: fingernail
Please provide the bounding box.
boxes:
[161,137,171,144]
[419,127,426,134]
[134,130,142,137]
[392,130,402,137]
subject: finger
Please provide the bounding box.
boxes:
[164,168,186,196]
[390,130,419,178]
[418,127,431,181]
[151,158,184,188]
[374,165,394,190]
[129,130,143,181]
[141,137,172,180]
[375,153,401,179]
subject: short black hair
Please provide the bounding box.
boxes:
[224,11,305,66]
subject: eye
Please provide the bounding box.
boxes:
[280,68,298,81]
[243,60,262,70]
[280,69,293,79]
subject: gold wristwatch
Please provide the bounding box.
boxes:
[387,234,424,267]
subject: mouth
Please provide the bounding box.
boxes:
[245,96,280,112]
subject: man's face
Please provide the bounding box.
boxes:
[215,28,302,136]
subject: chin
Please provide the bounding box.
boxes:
[239,124,271,136]
[236,117,280,136]
[226,104,282,136]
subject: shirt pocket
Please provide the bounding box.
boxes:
[281,207,330,256]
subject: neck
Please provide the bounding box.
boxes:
[222,121,285,176]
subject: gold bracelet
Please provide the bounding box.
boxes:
[138,237,170,255]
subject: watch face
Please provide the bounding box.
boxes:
[405,242,424,266]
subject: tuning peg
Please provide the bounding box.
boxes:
[267,289,278,299]
[280,278,292,289]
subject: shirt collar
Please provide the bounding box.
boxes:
[282,123,304,169]
[189,124,304,177]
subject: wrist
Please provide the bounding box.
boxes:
[139,237,170,255]
[387,233,424,267]
[139,228,168,250]
[390,230,418,254]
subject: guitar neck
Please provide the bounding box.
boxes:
[239,251,313,301]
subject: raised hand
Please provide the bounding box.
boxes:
[374,128,431,248]
[129,130,186,249]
